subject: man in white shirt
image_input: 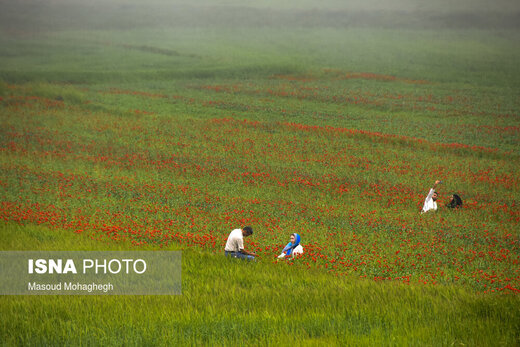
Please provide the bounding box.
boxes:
[224,226,257,260]
[421,180,441,213]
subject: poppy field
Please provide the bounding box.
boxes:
[1,0,520,344]
[1,52,518,293]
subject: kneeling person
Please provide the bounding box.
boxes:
[225,226,257,260]
[278,233,303,259]
[421,180,441,214]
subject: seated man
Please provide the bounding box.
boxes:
[421,180,441,214]
[224,226,257,260]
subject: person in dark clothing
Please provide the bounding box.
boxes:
[447,193,463,209]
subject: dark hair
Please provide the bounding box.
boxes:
[447,194,463,208]
[242,226,253,235]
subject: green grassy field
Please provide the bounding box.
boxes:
[1,0,519,345]
[1,223,519,346]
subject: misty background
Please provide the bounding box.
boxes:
[1,0,520,33]
[0,0,519,92]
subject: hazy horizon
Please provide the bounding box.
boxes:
[1,0,520,34]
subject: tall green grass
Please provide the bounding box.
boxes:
[1,222,519,346]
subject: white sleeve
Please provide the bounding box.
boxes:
[237,237,244,251]
[425,188,435,201]
[422,188,434,212]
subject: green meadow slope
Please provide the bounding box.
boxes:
[1,0,519,345]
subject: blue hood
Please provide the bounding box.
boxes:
[282,233,301,256]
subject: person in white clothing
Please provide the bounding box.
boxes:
[278,233,304,259]
[421,180,441,213]
[224,226,257,260]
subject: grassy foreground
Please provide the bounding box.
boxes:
[1,222,519,346]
